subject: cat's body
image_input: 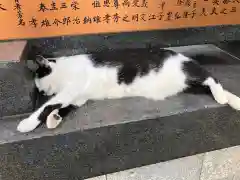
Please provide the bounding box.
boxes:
[17,48,240,133]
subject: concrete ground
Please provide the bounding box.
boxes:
[87,145,240,180]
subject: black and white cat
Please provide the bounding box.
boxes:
[17,48,240,133]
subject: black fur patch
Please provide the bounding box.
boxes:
[58,105,76,118]
[183,60,210,84]
[48,59,56,63]
[182,60,217,95]
[38,104,62,123]
[31,86,40,111]
[118,65,139,85]
[35,66,52,79]
[90,48,177,85]
[33,52,55,79]
[187,54,240,65]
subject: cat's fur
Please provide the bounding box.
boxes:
[17,48,240,133]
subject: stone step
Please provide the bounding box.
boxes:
[0,63,33,117]
[28,25,240,55]
[0,41,28,62]
[1,45,240,180]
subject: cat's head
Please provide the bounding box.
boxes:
[24,54,58,80]
[34,55,57,79]
[24,55,57,110]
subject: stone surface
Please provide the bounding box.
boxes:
[0,62,34,117]
[107,154,203,180]
[28,25,240,56]
[85,176,106,180]
[2,65,240,179]
[217,177,235,180]
[0,41,27,62]
[201,146,240,180]
[218,41,240,59]
[233,174,240,180]
[86,146,240,180]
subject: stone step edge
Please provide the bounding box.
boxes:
[0,40,28,62]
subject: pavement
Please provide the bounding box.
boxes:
[87,145,240,180]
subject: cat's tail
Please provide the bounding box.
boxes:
[202,77,240,110]
[183,59,240,111]
[223,90,240,110]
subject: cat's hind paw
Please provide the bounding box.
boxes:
[46,109,62,129]
[17,117,40,133]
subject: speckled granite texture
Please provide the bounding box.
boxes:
[87,145,240,180]
[28,25,240,56]
[0,62,34,117]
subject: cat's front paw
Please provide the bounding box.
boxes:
[46,109,62,129]
[17,117,40,133]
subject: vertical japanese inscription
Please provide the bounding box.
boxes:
[14,0,25,26]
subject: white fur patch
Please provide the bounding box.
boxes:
[203,77,228,105]
[17,117,40,133]
[225,90,240,110]
[203,77,240,110]
[35,53,190,102]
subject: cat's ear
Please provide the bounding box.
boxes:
[35,55,49,66]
